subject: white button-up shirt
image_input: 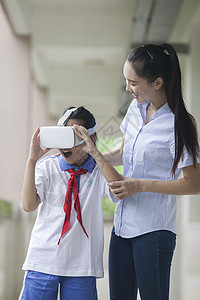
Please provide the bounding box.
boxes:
[114,99,196,238]
[22,155,115,278]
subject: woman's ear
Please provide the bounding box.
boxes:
[153,77,164,90]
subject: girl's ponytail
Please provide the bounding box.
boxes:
[161,43,199,174]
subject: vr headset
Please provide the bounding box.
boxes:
[40,126,83,149]
[40,108,97,149]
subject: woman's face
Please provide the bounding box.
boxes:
[59,118,89,167]
[123,61,155,103]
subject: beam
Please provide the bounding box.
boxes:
[130,42,190,54]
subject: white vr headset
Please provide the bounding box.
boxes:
[40,108,97,149]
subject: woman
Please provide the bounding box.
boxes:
[105,44,200,300]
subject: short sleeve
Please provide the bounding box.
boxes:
[104,182,120,204]
[170,141,200,169]
[35,161,48,202]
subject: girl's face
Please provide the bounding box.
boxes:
[123,61,155,103]
[59,118,89,167]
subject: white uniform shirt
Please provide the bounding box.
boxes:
[114,100,199,238]
[22,155,115,278]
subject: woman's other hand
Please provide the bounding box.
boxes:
[108,177,142,199]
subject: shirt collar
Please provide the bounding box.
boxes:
[136,101,150,123]
[151,102,171,120]
[136,101,150,109]
[58,154,95,173]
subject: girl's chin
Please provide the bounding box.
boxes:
[63,157,73,165]
[64,155,89,167]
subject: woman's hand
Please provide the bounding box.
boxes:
[108,177,142,199]
[28,127,50,163]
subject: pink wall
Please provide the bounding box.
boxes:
[0,4,54,204]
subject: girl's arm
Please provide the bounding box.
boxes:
[22,128,50,212]
[108,163,200,199]
[74,125,123,183]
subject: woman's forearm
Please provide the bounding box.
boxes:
[103,136,124,166]
[21,158,40,212]
[103,149,123,166]
[143,164,200,195]
[142,177,200,195]
[109,164,200,199]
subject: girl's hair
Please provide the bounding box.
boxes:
[61,106,97,143]
[62,106,96,129]
[127,43,199,174]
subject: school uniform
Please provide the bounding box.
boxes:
[19,154,115,300]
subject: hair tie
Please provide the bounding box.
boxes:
[160,44,169,56]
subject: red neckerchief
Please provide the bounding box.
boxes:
[58,168,89,245]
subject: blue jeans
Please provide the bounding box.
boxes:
[109,228,176,300]
[19,271,98,300]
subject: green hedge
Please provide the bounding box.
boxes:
[0,199,12,218]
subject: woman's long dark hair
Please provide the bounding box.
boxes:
[127,43,199,174]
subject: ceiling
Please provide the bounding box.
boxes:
[2,0,183,125]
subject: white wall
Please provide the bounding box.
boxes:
[169,1,200,299]
[181,8,200,299]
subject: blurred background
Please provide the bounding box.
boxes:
[0,0,200,299]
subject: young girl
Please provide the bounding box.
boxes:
[19,106,122,300]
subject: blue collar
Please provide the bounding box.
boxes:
[58,154,95,173]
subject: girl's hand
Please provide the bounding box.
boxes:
[74,125,124,184]
[73,125,97,155]
[28,127,50,162]
[108,177,142,199]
